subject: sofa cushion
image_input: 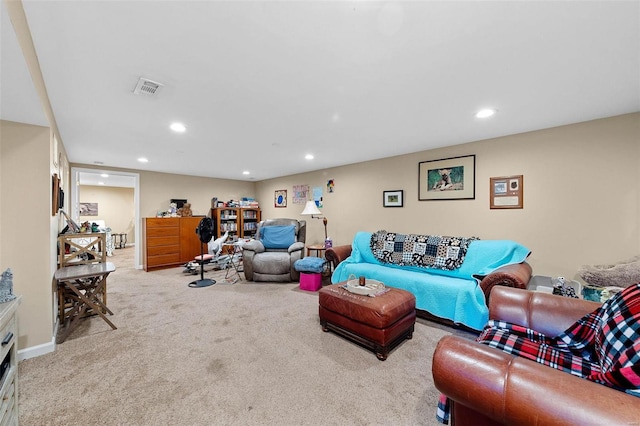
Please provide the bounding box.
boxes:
[332,261,489,330]
[252,251,292,274]
[261,225,295,249]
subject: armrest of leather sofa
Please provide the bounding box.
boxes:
[432,335,640,426]
[325,245,352,270]
[476,262,532,302]
[489,286,601,336]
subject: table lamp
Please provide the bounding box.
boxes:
[301,200,328,240]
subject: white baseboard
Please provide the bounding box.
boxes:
[18,337,55,361]
[18,321,59,361]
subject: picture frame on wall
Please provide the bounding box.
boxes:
[51,173,60,216]
[383,190,404,207]
[79,202,98,216]
[419,155,475,201]
[274,189,287,208]
[490,175,523,209]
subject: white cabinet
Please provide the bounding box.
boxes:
[0,297,19,425]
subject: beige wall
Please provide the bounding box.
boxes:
[257,113,640,281]
[3,113,637,357]
[71,166,258,220]
[0,120,55,350]
[138,170,256,218]
[79,185,135,244]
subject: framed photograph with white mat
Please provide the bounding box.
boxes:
[419,155,475,201]
[383,190,403,207]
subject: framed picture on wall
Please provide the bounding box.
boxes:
[490,175,523,209]
[51,173,60,216]
[419,155,475,201]
[383,190,403,207]
[79,202,98,216]
[274,189,287,208]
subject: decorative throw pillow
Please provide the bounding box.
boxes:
[370,230,478,271]
[578,255,640,288]
[261,225,295,249]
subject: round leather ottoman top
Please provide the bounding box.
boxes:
[319,283,416,329]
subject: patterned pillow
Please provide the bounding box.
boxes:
[370,230,478,271]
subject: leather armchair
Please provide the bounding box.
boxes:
[242,218,306,282]
[432,286,640,425]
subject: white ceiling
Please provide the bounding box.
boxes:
[2,1,639,182]
[78,171,135,188]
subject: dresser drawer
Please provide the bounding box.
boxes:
[147,245,180,256]
[147,236,179,248]
[146,218,179,228]
[0,316,16,363]
[146,226,179,238]
[0,375,15,423]
[147,253,181,267]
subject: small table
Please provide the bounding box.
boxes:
[306,244,326,258]
[54,262,117,343]
[306,244,332,276]
[112,233,127,249]
[222,242,244,282]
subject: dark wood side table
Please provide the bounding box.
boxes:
[306,244,326,258]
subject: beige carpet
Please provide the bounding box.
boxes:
[19,247,465,426]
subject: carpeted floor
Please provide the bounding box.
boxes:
[19,247,473,425]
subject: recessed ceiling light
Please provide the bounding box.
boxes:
[242,171,250,175]
[100,173,109,178]
[475,108,497,118]
[305,154,314,160]
[137,157,149,163]
[98,182,105,185]
[170,122,186,133]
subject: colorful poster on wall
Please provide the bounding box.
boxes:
[292,185,309,204]
[327,179,335,193]
[313,186,323,208]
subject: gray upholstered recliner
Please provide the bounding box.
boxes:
[242,218,306,282]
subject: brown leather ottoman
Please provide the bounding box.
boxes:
[318,283,416,360]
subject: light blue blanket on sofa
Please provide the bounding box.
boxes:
[332,232,531,330]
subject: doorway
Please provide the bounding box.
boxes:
[70,167,141,269]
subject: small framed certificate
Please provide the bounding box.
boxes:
[490,175,523,209]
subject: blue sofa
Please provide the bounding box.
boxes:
[327,231,532,331]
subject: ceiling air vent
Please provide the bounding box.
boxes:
[133,77,163,95]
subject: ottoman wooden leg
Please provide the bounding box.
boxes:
[407,324,414,339]
[375,348,388,361]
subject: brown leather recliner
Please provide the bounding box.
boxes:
[432,286,640,425]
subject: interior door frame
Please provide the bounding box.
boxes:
[70,166,142,269]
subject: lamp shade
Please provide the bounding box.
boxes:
[301,200,322,216]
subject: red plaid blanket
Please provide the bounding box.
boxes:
[436,284,640,424]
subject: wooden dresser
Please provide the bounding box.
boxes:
[143,217,204,271]
[0,297,19,425]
